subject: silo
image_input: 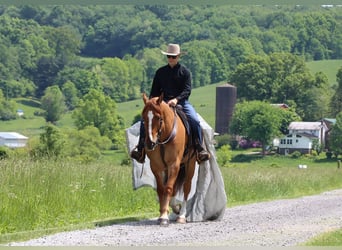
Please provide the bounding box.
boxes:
[215,83,237,135]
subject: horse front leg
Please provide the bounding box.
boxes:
[158,164,180,226]
[152,171,169,226]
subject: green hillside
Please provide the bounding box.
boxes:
[306,59,341,86]
[119,59,342,129]
[0,60,341,137]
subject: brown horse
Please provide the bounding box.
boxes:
[141,93,197,226]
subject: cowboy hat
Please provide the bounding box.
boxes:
[161,43,185,56]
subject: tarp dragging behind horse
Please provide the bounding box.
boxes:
[125,114,227,222]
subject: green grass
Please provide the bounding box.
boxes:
[0,156,158,243]
[305,229,342,246]
[1,151,342,244]
[116,82,221,128]
[1,98,45,137]
[306,59,342,86]
[223,154,342,205]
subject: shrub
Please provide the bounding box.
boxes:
[290,151,302,159]
[238,138,262,149]
[215,134,231,149]
[0,147,9,160]
[326,151,332,159]
[216,144,232,167]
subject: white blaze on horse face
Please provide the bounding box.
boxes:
[147,110,156,143]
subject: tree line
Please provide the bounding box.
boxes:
[0,5,340,104]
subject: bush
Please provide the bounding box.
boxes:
[290,151,302,159]
[326,151,333,159]
[216,144,232,167]
[238,138,262,149]
[215,134,231,149]
[0,147,9,160]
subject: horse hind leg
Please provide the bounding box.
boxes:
[169,196,181,222]
[176,201,187,224]
[176,160,196,224]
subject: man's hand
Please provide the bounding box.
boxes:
[167,98,178,107]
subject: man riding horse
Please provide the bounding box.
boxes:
[130,43,210,164]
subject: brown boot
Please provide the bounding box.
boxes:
[130,147,145,164]
[196,144,210,163]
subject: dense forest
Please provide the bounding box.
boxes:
[0,5,341,123]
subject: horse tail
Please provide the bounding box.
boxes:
[174,163,186,194]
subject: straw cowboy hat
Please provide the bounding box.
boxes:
[161,43,186,56]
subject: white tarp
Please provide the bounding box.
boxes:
[125,114,227,222]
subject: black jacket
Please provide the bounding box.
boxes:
[150,63,192,103]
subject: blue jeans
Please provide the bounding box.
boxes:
[137,100,203,150]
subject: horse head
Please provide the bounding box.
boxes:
[142,93,166,151]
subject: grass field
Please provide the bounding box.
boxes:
[1,153,341,245]
[306,59,342,86]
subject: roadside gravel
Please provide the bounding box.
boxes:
[8,189,342,247]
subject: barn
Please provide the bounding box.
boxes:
[0,132,28,148]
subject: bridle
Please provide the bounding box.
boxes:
[146,106,178,151]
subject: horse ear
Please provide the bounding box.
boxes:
[143,93,148,104]
[157,93,164,104]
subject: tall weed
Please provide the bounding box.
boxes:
[0,157,157,235]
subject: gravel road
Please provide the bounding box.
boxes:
[8,189,342,247]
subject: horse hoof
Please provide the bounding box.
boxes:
[176,217,186,224]
[158,218,169,226]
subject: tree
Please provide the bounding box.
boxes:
[63,126,112,162]
[72,89,122,144]
[31,123,66,158]
[96,57,130,102]
[41,85,66,123]
[230,101,282,155]
[230,55,271,101]
[277,107,301,135]
[230,53,328,120]
[55,67,102,97]
[61,81,79,110]
[330,67,342,117]
[0,89,16,121]
[123,54,145,100]
[329,112,342,158]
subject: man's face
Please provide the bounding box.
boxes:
[166,55,179,67]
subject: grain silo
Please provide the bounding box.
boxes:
[215,83,237,135]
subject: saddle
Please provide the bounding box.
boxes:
[175,105,191,135]
[174,105,196,157]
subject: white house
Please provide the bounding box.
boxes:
[278,121,328,155]
[0,132,28,148]
[16,109,24,116]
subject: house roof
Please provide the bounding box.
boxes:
[288,122,325,131]
[0,132,28,139]
[271,103,289,109]
[322,118,336,125]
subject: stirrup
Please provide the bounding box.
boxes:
[130,147,145,164]
[197,150,210,163]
